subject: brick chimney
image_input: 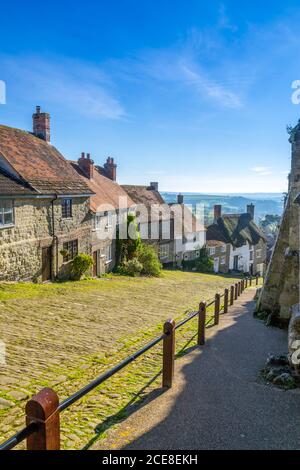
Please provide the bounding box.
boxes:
[104,157,117,181]
[177,193,184,204]
[214,204,222,221]
[150,182,158,191]
[247,203,255,220]
[32,106,50,142]
[78,152,94,179]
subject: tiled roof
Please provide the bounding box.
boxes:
[206,213,266,247]
[122,185,172,222]
[71,163,134,212]
[0,168,36,195]
[0,125,92,195]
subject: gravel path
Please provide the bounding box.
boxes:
[92,289,300,450]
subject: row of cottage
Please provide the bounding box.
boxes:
[0,107,267,282]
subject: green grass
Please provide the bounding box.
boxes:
[0,270,239,449]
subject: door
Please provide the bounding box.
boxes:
[213,257,219,273]
[42,246,52,282]
[93,251,98,277]
[233,255,239,271]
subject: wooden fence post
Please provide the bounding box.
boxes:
[198,302,206,346]
[245,278,248,289]
[238,281,241,296]
[230,285,234,305]
[242,279,245,292]
[256,275,259,286]
[234,283,238,300]
[224,288,229,314]
[162,319,175,388]
[214,293,220,325]
[26,388,60,450]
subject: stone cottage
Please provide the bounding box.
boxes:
[122,185,205,266]
[0,107,93,282]
[71,154,134,275]
[206,204,266,275]
[122,182,176,265]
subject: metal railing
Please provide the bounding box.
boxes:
[0,275,260,451]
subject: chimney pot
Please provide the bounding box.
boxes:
[150,182,158,191]
[78,152,94,179]
[103,156,117,181]
[177,193,184,204]
[32,106,50,142]
[214,204,222,221]
[247,204,255,220]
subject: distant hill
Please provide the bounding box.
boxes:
[161,192,284,224]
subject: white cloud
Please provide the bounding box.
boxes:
[251,166,273,176]
[1,55,125,120]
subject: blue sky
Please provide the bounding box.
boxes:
[1,0,300,192]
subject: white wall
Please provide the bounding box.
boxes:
[229,242,253,273]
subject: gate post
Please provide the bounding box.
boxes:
[214,293,220,325]
[224,289,229,314]
[198,302,206,346]
[162,319,175,388]
[26,388,60,450]
[230,285,234,305]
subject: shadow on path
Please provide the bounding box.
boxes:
[92,291,300,450]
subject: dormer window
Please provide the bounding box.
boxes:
[0,200,14,228]
[62,198,72,218]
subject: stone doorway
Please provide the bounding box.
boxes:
[42,246,52,282]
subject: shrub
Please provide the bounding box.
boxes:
[195,247,214,273]
[137,244,162,277]
[116,213,141,265]
[71,253,94,280]
[119,258,143,277]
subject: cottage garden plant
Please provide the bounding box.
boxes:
[116,214,162,277]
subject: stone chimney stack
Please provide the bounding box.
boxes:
[150,182,158,191]
[214,204,222,221]
[247,203,255,220]
[32,106,50,142]
[78,152,94,179]
[104,157,117,181]
[177,193,184,204]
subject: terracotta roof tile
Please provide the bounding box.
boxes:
[0,125,92,195]
[0,168,36,195]
[71,162,134,212]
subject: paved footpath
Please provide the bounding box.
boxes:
[92,289,300,450]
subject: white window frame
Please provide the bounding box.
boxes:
[220,256,226,265]
[160,244,169,259]
[105,244,112,264]
[0,199,14,228]
[256,249,262,258]
[221,244,226,253]
[209,247,215,256]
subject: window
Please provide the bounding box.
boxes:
[256,249,262,258]
[220,256,226,265]
[63,239,78,262]
[95,215,101,230]
[209,247,215,256]
[106,244,112,263]
[61,198,72,218]
[160,244,169,259]
[221,244,226,253]
[0,200,14,227]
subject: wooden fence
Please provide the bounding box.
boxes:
[0,275,260,451]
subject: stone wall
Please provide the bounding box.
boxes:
[0,197,92,282]
[258,121,300,322]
